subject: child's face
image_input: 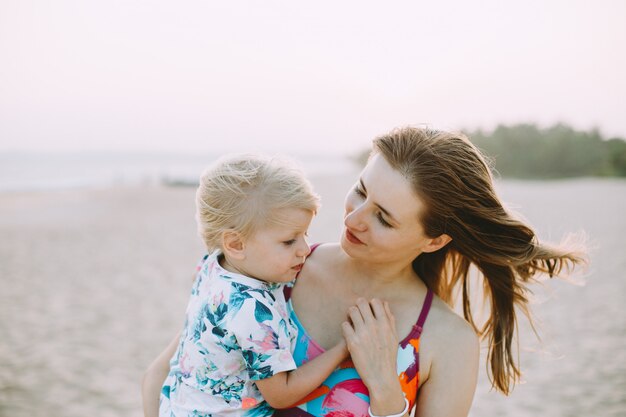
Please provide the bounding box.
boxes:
[240,207,314,283]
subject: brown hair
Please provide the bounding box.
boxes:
[372,126,587,394]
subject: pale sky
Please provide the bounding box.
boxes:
[1,0,624,154]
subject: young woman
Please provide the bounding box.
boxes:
[143,127,586,417]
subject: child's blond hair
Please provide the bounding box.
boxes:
[196,154,320,252]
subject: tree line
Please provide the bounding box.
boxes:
[465,123,626,179]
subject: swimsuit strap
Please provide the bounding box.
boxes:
[309,243,322,253]
[400,288,433,349]
[416,289,434,333]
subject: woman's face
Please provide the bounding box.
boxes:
[341,153,433,265]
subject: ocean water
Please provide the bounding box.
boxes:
[0,151,355,192]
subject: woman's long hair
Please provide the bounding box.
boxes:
[373,126,587,394]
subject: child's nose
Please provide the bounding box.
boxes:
[297,239,311,257]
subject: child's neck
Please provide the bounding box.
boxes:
[218,252,269,284]
[218,253,244,276]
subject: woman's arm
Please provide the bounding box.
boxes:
[413,321,479,417]
[141,332,180,417]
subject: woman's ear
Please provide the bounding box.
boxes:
[422,233,452,253]
[222,230,246,260]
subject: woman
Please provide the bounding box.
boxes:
[143,127,586,417]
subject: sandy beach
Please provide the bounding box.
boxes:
[1,174,624,417]
[0,172,356,417]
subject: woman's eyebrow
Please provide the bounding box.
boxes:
[359,178,399,224]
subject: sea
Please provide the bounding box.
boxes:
[0,151,355,192]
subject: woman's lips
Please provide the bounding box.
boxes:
[345,228,364,245]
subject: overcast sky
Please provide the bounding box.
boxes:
[1,0,624,155]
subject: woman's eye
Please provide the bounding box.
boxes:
[377,212,392,228]
[354,186,366,197]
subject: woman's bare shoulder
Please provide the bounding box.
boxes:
[301,243,343,278]
[309,242,343,259]
[425,296,480,357]
[415,296,480,416]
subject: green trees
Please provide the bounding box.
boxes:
[466,124,626,179]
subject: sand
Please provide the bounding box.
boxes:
[1,175,624,417]
[0,172,355,417]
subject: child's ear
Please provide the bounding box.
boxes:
[222,230,246,260]
[422,233,452,254]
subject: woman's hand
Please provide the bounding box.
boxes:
[341,298,407,416]
[342,298,398,385]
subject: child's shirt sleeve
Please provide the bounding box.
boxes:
[229,291,297,381]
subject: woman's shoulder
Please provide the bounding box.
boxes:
[416,295,480,411]
[291,243,344,292]
[424,295,480,360]
[303,243,343,272]
[309,242,342,257]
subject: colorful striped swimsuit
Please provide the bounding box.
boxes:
[275,245,433,417]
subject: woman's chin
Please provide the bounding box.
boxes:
[340,234,363,258]
[339,234,351,252]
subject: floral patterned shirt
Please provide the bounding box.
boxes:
[160,251,298,417]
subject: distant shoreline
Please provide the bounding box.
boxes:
[353,123,626,179]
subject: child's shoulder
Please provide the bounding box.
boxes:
[194,251,217,274]
[190,252,233,293]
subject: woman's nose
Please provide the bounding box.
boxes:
[344,203,367,231]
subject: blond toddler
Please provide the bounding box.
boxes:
[159,155,347,417]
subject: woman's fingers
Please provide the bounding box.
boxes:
[341,320,356,340]
[384,301,397,337]
[341,299,400,391]
[355,298,375,324]
[348,305,365,330]
[369,299,394,334]
[348,298,396,338]
[369,298,387,320]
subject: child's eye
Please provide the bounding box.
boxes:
[377,212,392,228]
[283,239,296,246]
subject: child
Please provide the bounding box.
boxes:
[159,154,348,417]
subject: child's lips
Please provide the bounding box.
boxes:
[291,263,303,271]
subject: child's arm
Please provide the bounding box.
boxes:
[254,339,348,409]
